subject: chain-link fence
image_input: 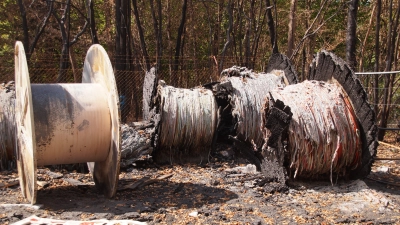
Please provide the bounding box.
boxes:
[1,52,266,123]
[356,71,400,129]
[2,50,400,127]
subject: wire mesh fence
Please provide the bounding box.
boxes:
[0,53,249,122]
[355,71,400,129]
[2,50,400,126]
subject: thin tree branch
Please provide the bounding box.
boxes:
[219,0,233,72]
[28,0,54,58]
[291,0,346,59]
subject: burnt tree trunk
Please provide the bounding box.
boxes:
[18,0,54,60]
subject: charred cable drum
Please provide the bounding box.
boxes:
[269,81,361,180]
[14,41,120,204]
[155,81,218,163]
[218,66,293,148]
[262,51,377,180]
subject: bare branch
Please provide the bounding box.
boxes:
[28,0,54,58]
[69,21,88,46]
[291,0,347,59]
[219,0,233,72]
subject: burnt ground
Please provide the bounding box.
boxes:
[1,138,400,225]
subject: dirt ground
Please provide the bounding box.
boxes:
[1,136,400,225]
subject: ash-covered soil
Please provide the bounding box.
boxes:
[1,143,400,224]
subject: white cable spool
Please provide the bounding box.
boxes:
[14,41,120,204]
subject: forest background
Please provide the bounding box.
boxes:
[0,0,398,140]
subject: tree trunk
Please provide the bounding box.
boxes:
[378,0,400,140]
[213,0,224,57]
[251,0,267,69]
[287,0,297,58]
[55,0,71,83]
[115,0,125,72]
[346,0,359,71]
[157,0,163,64]
[87,0,99,44]
[116,0,133,122]
[374,0,381,116]
[359,3,376,71]
[244,0,255,68]
[173,0,188,72]
[132,0,150,71]
[235,1,244,66]
[17,0,29,54]
[219,0,233,72]
[149,0,163,70]
[266,0,278,53]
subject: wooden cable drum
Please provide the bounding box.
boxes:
[14,41,120,204]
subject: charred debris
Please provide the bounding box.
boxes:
[121,51,377,190]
